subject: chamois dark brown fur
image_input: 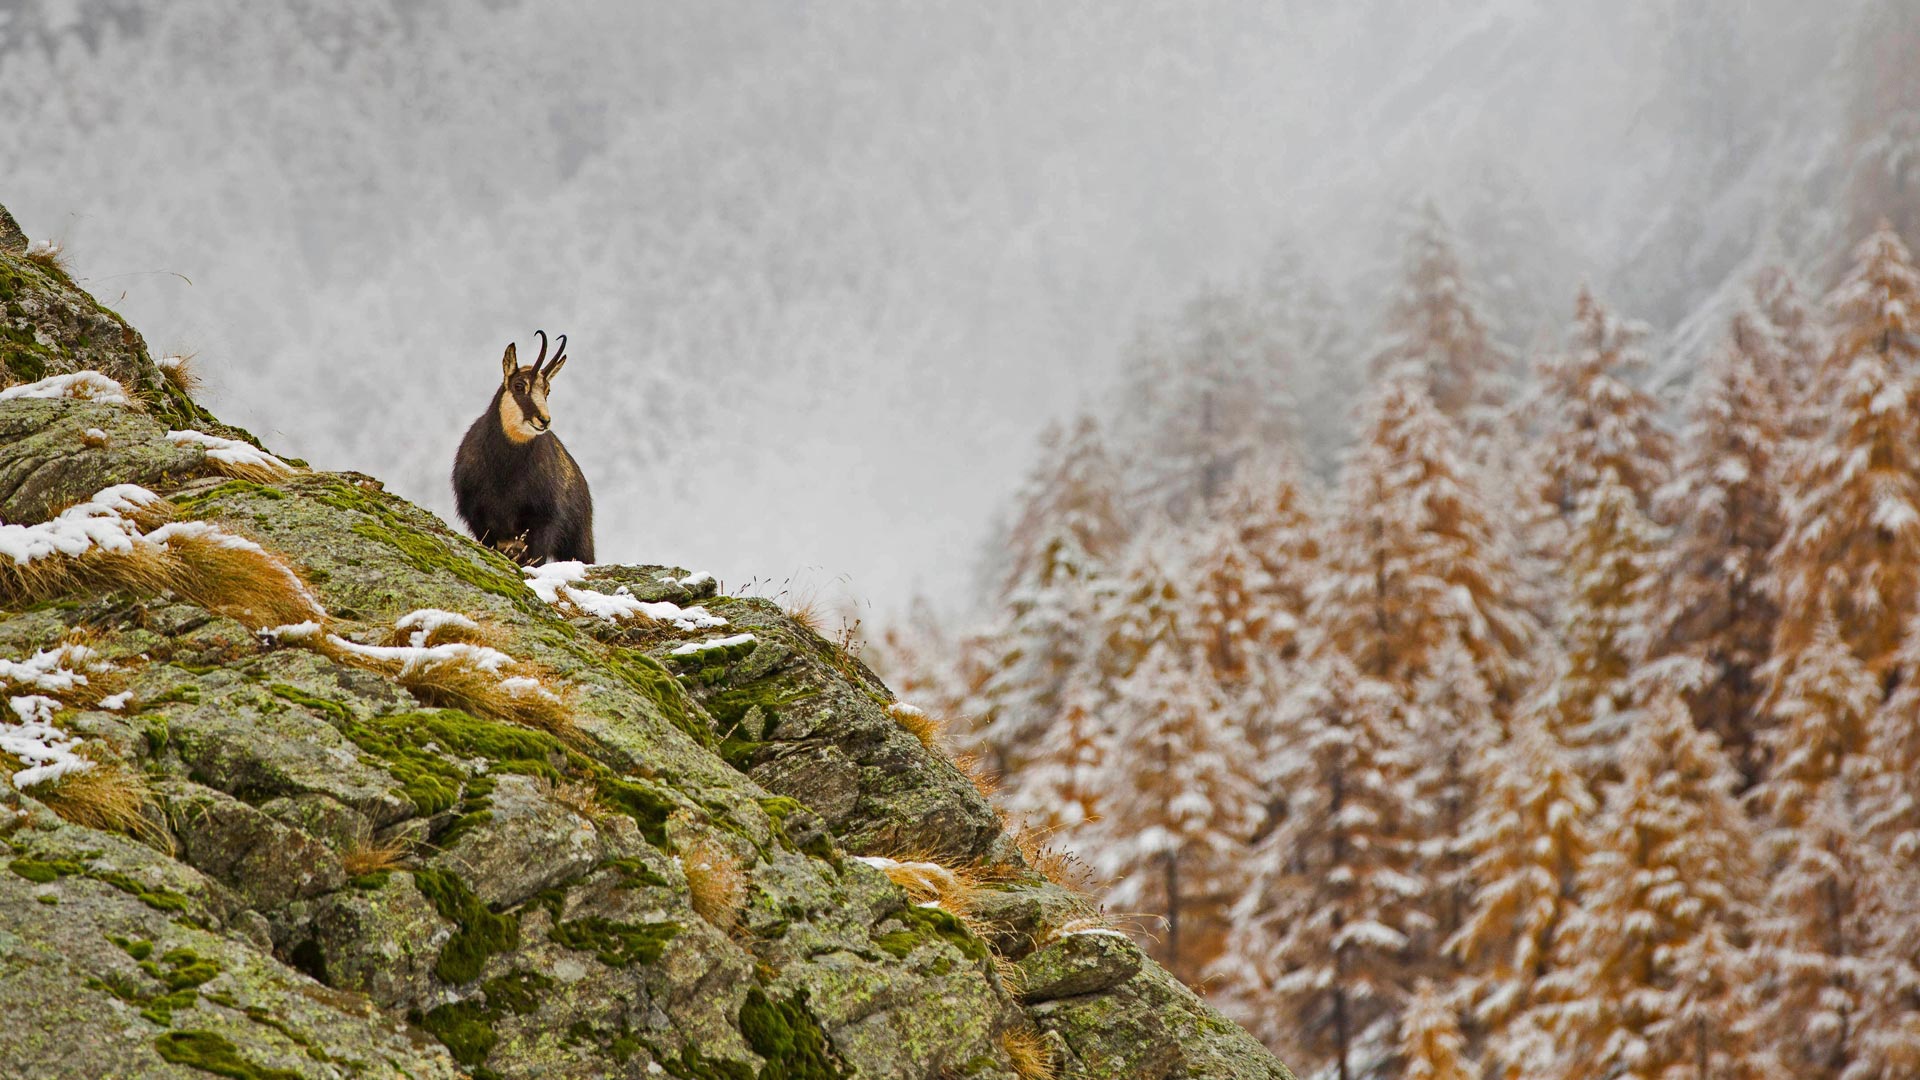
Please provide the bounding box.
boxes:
[453,331,595,565]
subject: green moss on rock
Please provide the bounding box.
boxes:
[549,916,680,967]
[153,1031,303,1080]
[413,867,520,984]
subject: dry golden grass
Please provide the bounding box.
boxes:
[990,951,1026,996]
[34,750,171,853]
[682,832,748,934]
[395,660,577,743]
[382,615,501,651]
[202,455,298,485]
[163,530,323,629]
[784,595,824,635]
[951,751,1000,801]
[341,835,412,877]
[1000,1026,1058,1080]
[550,777,611,821]
[0,544,176,611]
[291,615,583,744]
[1009,820,1097,892]
[886,702,944,753]
[80,428,110,450]
[24,240,70,275]
[0,497,325,635]
[157,353,202,398]
[26,631,128,711]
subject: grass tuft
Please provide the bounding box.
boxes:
[395,661,575,743]
[156,353,201,398]
[161,529,323,630]
[1001,1025,1058,1080]
[341,835,411,877]
[950,751,1000,801]
[382,616,500,651]
[550,777,611,822]
[1009,820,1096,892]
[681,831,748,934]
[886,701,945,753]
[24,239,70,274]
[34,748,172,853]
[0,543,173,611]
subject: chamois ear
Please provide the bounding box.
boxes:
[500,343,518,384]
[542,334,567,382]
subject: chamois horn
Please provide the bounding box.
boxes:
[543,334,568,380]
[530,329,550,375]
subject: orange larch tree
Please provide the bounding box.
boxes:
[1770,222,1920,675]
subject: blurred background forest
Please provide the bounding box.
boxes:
[6,1,1920,1077]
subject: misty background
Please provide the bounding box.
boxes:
[0,0,1889,615]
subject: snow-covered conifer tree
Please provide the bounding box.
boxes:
[1651,335,1786,784]
[1217,451,1322,661]
[1094,638,1262,984]
[1316,366,1536,705]
[1529,689,1758,1080]
[1544,469,1665,777]
[999,414,1130,600]
[1212,648,1430,1080]
[1372,200,1512,425]
[1745,788,1920,1080]
[1399,980,1477,1080]
[1535,287,1676,520]
[1448,716,1595,1070]
[1186,520,1279,688]
[974,529,1104,781]
[1771,222,1920,674]
[1752,615,1882,832]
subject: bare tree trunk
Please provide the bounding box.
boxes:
[1332,983,1351,1080]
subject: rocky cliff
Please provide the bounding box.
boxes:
[0,200,1295,1080]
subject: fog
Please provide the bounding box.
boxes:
[0,0,1875,611]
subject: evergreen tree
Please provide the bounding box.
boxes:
[1410,641,1499,950]
[1652,334,1787,785]
[1317,367,1536,705]
[1094,638,1262,984]
[1000,414,1130,600]
[1733,265,1822,433]
[1535,287,1676,519]
[1212,649,1431,1080]
[1529,689,1759,1080]
[1001,664,1107,843]
[1745,787,1920,1080]
[974,529,1104,780]
[1540,469,1665,778]
[1864,618,1920,853]
[1247,241,1360,480]
[1373,200,1512,424]
[1114,285,1296,515]
[1771,222,1920,674]
[1448,717,1596,1071]
[1217,450,1322,660]
[1400,980,1477,1080]
[1187,520,1279,687]
[1752,615,1883,832]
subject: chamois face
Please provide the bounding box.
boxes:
[495,334,569,444]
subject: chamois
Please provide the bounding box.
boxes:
[452,331,595,566]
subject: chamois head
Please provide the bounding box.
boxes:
[496,330,571,443]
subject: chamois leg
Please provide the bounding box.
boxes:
[523,521,573,567]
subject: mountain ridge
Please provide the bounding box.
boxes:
[0,201,1293,1080]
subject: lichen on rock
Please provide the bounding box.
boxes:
[0,198,1294,1080]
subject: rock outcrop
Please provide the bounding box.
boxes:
[0,201,1295,1080]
